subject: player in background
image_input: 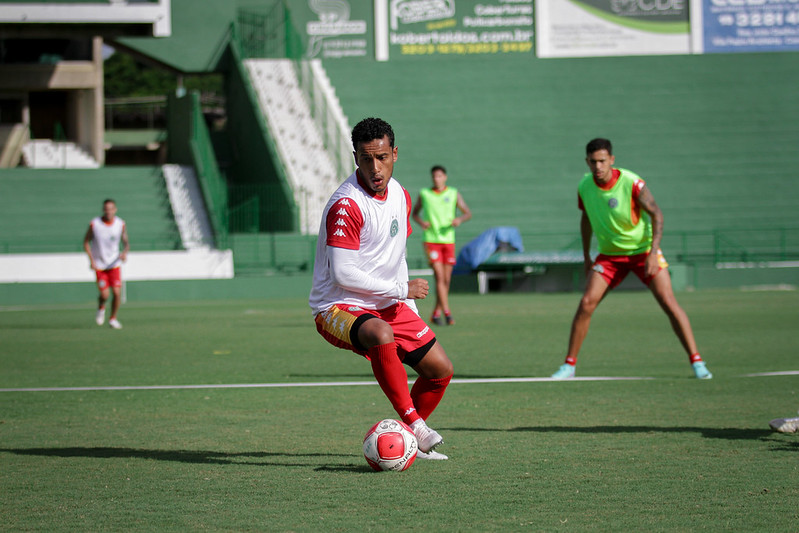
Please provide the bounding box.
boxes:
[83,199,129,329]
[551,138,713,380]
[310,117,454,460]
[412,165,471,325]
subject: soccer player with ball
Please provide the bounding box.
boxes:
[310,117,453,461]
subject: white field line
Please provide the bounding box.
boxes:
[2,372,794,393]
[740,370,799,377]
[0,376,653,393]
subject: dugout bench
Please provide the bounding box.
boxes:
[469,250,586,294]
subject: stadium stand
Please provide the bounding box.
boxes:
[1,0,797,299]
[161,164,215,249]
[0,166,180,253]
[243,58,346,235]
[21,139,99,169]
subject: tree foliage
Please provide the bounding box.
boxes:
[104,51,222,98]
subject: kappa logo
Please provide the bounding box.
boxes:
[339,199,351,206]
[416,326,430,339]
[333,229,346,237]
[403,407,416,417]
[348,306,362,312]
[336,207,349,216]
[335,218,347,227]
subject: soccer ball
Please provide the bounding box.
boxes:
[362,419,418,472]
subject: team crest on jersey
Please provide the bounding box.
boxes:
[608,198,618,208]
[390,218,399,237]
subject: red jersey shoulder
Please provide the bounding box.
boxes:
[326,197,363,250]
[403,186,413,237]
[632,178,646,200]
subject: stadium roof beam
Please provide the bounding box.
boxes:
[0,0,171,39]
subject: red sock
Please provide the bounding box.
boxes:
[565,356,577,366]
[410,374,452,420]
[368,343,419,425]
[689,353,703,363]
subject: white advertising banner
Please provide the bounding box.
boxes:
[535,0,691,58]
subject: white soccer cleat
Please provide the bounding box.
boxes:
[410,418,443,453]
[109,318,122,329]
[769,415,799,433]
[416,449,448,460]
[95,308,105,326]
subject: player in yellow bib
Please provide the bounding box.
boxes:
[412,165,471,325]
[551,138,712,380]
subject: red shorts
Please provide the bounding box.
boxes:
[315,302,436,364]
[592,250,669,289]
[95,267,122,290]
[423,242,456,265]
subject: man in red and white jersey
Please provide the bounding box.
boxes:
[83,199,129,329]
[310,117,454,460]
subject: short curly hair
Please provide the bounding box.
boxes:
[586,138,612,155]
[351,117,395,150]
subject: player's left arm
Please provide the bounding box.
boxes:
[452,192,472,228]
[636,185,664,277]
[120,224,130,262]
[83,225,97,270]
[411,194,429,230]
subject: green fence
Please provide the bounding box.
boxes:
[167,91,228,248]
[227,226,799,276]
[231,232,316,275]
[223,21,299,233]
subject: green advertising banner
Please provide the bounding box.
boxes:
[383,0,534,60]
[290,0,534,61]
[292,0,374,59]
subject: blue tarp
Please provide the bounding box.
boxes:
[453,227,524,274]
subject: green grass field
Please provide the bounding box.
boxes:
[1,289,797,531]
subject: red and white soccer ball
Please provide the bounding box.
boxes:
[362,418,418,472]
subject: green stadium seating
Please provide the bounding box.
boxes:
[0,167,181,253]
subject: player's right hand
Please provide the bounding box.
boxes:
[407,278,429,299]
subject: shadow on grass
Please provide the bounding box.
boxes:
[0,447,372,471]
[442,426,798,448]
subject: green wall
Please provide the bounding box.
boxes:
[321,52,799,259]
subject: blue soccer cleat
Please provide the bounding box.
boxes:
[692,361,713,379]
[551,363,576,380]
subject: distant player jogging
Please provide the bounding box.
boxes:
[83,199,129,329]
[412,165,471,326]
[551,138,713,380]
[310,118,454,460]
